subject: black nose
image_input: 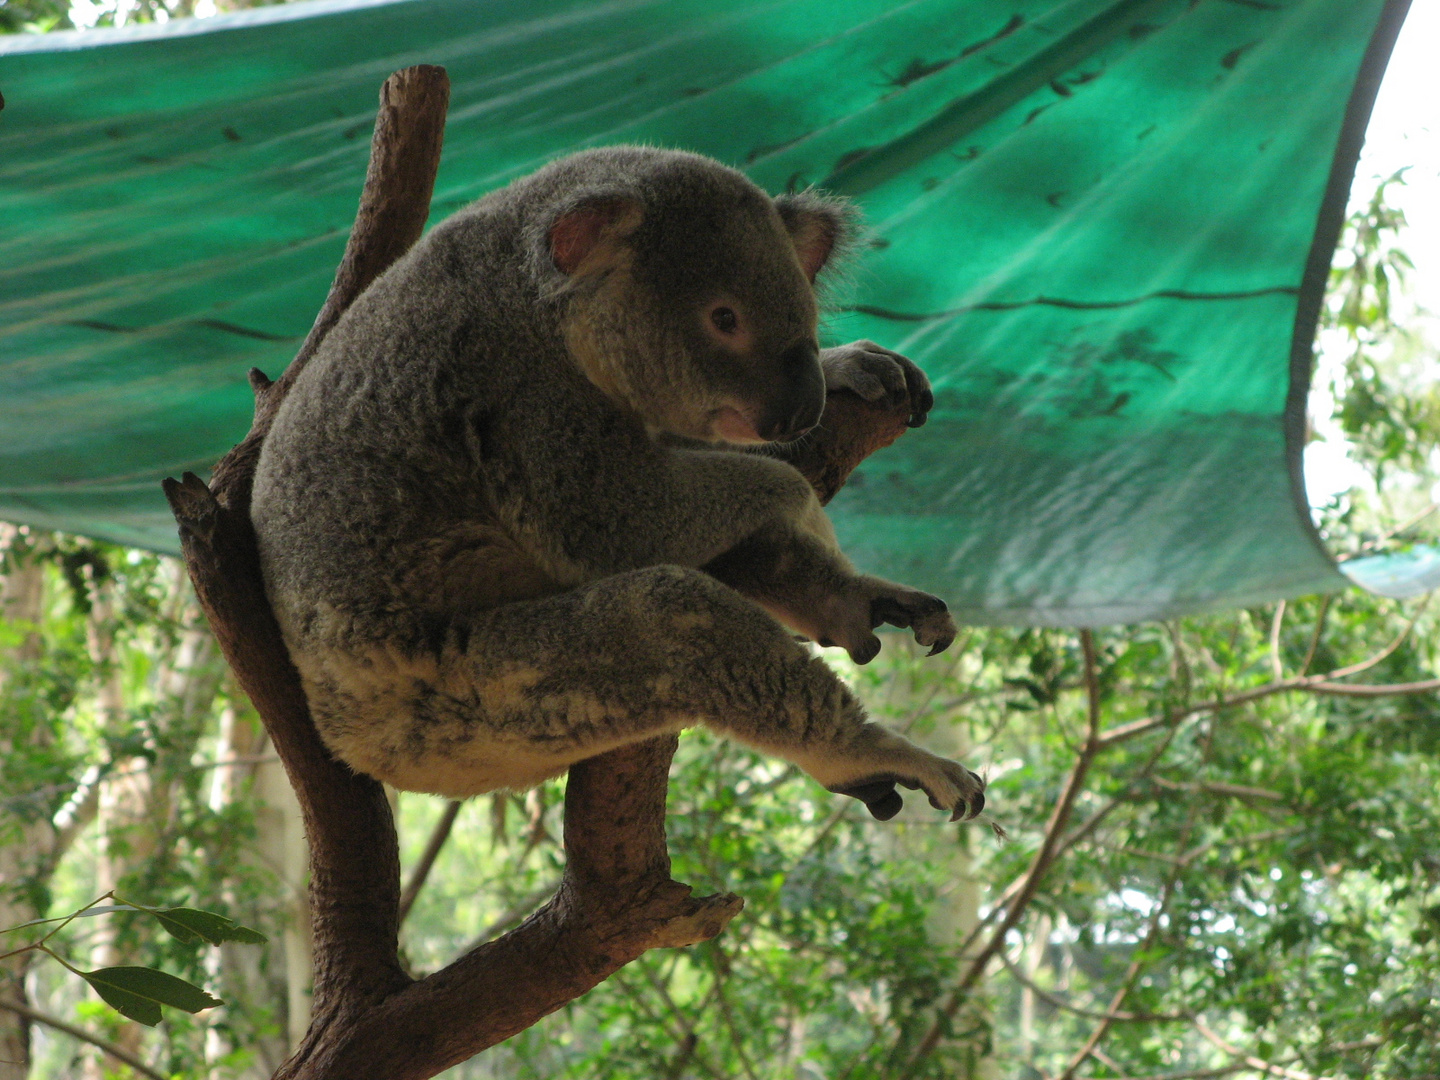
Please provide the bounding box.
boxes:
[761,342,825,442]
[782,341,819,369]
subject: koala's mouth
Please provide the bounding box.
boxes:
[709,405,766,443]
[708,404,817,445]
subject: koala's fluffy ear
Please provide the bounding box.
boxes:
[549,196,645,276]
[774,191,855,283]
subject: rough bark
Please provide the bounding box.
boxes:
[164,64,922,1080]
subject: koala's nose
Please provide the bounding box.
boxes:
[781,341,819,370]
[762,342,825,442]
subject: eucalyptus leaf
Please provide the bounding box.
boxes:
[81,966,223,1027]
[149,906,268,946]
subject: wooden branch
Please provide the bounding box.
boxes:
[0,996,166,1080]
[163,65,919,1080]
[786,392,915,506]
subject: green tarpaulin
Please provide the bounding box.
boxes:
[0,0,1411,624]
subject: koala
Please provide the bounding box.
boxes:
[250,146,985,823]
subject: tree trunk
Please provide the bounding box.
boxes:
[82,561,226,1079]
[0,526,50,1080]
[164,65,924,1080]
[204,701,311,1077]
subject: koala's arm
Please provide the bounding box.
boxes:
[497,400,828,585]
[697,340,954,661]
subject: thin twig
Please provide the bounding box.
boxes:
[459,880,560,953]
[1096,635,1440,749]
[706,945,761,1080]
[1269,601,1287,681]
[1340,500,1439,559]
[1193,1017,1327,1080]
[1057,809,1201,1078]
[1322,592,1430,680]
[1299,596,1331,676]
[398,800,462,925]
[1151,777,1286,802]
[1089,1065,1251,1080]
[1050,718,1185,862]
[0,997,166,1080]
[899,630,1106,1078]
[613,969,727,1080]
[996,949,1183,1024]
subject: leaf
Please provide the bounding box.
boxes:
[148,907,268,946]
[81,966,223,1027]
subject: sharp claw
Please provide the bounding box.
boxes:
[928,634,954,656]
[951,803,967,822]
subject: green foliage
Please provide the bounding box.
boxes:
[79,965,222,1027]
[1,893,263,1032]
[0,143,1434,1080]
[0,0,287,34]
[0,0,70,33]
[142,904,268,947]
[1317,170,1440,548]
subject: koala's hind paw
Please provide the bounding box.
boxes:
[870,589,957,656]
[832,761,985,822]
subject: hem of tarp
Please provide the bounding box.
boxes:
[944,582,1350,630]
[0,0,417,55]
[1282,0,1413,567]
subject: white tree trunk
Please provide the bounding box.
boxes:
[203,700,310,1077]
[0,527,50,1080]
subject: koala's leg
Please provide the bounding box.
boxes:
[703,522,957,666]
[365,565,983,821]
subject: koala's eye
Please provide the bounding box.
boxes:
[711,307,739,334]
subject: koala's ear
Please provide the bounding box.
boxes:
[549,196,644,276]
[774,192,855,283]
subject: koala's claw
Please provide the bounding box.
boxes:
[870,591,957,655]
[850,635,882,665]
[832,763,986,823]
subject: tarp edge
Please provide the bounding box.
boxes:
[0,0,419,55]
[1282,0,1413,568]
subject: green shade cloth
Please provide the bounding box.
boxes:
[0,0,1408,624]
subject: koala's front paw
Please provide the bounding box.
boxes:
[831,759,986,822]
[810,578,957,664]
[870,587,957,657]
[820,340,935,428]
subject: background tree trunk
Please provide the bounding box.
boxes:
[0,526,50,1080]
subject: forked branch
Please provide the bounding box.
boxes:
[164,66,918,1080]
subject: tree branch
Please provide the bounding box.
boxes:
[0,996,166,1080]
[1193,1017,1326,1080]
[164,64,922,1080]
[899,629,1107,1078]
[996,949,1182,1024]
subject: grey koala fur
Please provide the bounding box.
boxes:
[251,145,985,823]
